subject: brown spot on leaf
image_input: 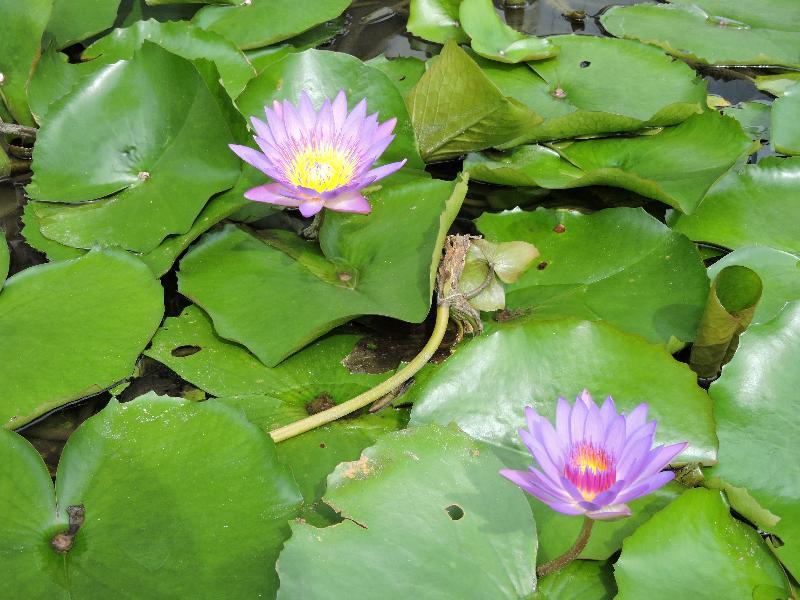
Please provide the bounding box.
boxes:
[537,261,549,270]
[553,224,566,233]
[305,393,335,415]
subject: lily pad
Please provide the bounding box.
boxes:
[276,425,538,599]
[708,246,800,325]
[238,48,423,170]
[145,305,387,398]
[531,560,616,600]
[601,2,800,69]
[460,0,557,64]
[178,172,466,366]
[0,230,8,285]
[83,19,256,99]
[672,157,800,255]
[0,395,301,597]
[772,82,800,156]
[721,101,772,142]
[476,208,709,346]
[409,318,717,465]
[689,265,762,378]
[0,250,164,428]
[755,72,800,97]
[406,41,543,162]
[407,0,467,44]
[47,0,121,48]
[193,0,350,50]
[0,0,52,125]
[614,488,790,599]
[466,111,752,213]
[366,55,426,97]
[705,302,800,577]
[27,42,240,253]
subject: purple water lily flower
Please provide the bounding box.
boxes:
[229,91,406,217]
[501,391,687,520]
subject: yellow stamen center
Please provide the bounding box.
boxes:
[287,145,356,193]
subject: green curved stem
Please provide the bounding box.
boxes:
[536,516,594,578]
[270,303,451,443]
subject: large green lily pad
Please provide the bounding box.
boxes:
[614,488,790,599]
[27,42,240,254]
[406,41,543,162]
[476,208,709,346]
[238,48,423,170]
[0,0,52,125]
[672,157,800,254]
[0,250,163,429]
[0,395,301,598]
[193,0,350,50]
[178,172,465,366]
[276,425,538,599]
[466,111,751,213]
[531,560,616,600]
[407,0,467,44]
[83,19,256,99]
[772,82,800,156]
[705,302,800,577]
[708,246,800,325]
[47,0,120,48]
[601,2,800,69]
[409,318,717,465]
[460,0,557,64]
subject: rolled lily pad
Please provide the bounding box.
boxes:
[755,72,800,97]
[83,19,256,99]
[409,318,717,465]
[47,0,121,48]
[407,0,467,44]
[193,0,350,50]
[705,302,800,577]
[708,246,800,325]
[460,0,557,64]
[672,157,800,255]
[145,305,386,398]
[179,173,466,366]
[772,82,800,156]
[27,43,240,253]
[238,48,423,170]
[689,265,762,378]
[277,425,538,599]
[0,250,163,429]
[614,488,790,599]
[406,41,543,162]
[0,395,301,598]
[466,111,752,213]
[0,0,52,125]
[531,560,616,600]
[601,2,800,69]
[476,208,709,346]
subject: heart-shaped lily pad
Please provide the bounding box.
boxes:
[47,0,121,48]
[0,0,52,125]
[708,246,800,325]
[276,425,538,599]
[705,302,800,577]
[476,207,709,347]
[0,395,301,598]
[407,0,467,44]
[178,172,466,366]
[406,41,544,162]
[466,111,752,214]
[0,250,163,428]
[460,0,557,64]
[192,0,350,50]
[601,1,800,69]
[672,157,800,254]
[83,19,256,99]
[614,488,790,598]
[27,42,240,253]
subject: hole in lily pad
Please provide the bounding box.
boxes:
[537,261,549,270]
[580,60,591,68]
[445,504,464,520]
[171,345,201,357]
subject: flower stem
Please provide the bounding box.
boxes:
[269,303,450,443]
[536,516,594,578]
[0,123,37,139]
